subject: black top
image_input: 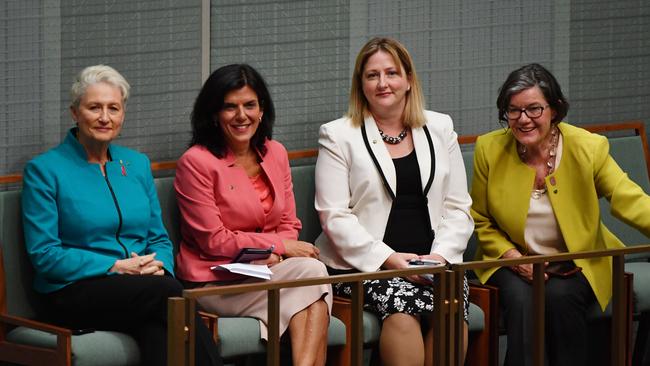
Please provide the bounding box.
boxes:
[393,149,423,195]
[383,149,434,254]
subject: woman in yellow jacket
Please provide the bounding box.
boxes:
[470,63,650,366]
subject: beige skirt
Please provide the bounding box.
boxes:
[198,257,332,339]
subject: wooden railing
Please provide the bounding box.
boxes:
[167,244,650,366]
[167,266,455,366]
[1,121,646,185]
[452,245,650,366]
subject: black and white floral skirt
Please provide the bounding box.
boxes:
[333,275,469,322]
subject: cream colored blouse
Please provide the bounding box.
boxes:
[524,133,568,255]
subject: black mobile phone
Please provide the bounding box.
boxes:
[545,261,582,278]
[71,328,95,335]
[233,246,274,263]
[408,259,441,266]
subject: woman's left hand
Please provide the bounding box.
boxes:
[418,253,447,266]
[281,239,320,258]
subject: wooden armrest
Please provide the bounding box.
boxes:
[198,311,219,343]
[467,282,499,366]
[0,314,71,337]
[0,314,72,366]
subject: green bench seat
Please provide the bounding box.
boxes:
[1,189,142,365]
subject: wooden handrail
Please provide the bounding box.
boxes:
[452,244,650,366]
[168,266,452,366]
[452,244,650,271]
[1,121,646,185]
[168,244,650,366]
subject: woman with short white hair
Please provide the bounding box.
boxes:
[22,64,222,366]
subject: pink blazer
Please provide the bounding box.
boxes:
[174,140,301,282]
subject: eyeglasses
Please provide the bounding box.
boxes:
[506,105,549,120]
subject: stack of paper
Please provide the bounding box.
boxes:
[211,263,273,280]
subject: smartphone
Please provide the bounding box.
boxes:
[233,245,274,263]
[545,261,582,278]
[408,259,442,266]
[408,259,441,283]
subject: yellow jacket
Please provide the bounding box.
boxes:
[471,123,650,310]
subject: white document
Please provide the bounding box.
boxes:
[210,263,273,280]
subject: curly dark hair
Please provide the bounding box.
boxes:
[496,63,569,125]
[190,64,275,157]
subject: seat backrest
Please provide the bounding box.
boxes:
[599,135,650,260]
[290,164,321,243]
[154,176,181,253]
[0,190,43,319]
[461,147,479,264]
[461,147,475,192]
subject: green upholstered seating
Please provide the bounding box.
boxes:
[599,134,650,363]
[0,190,142,366]
[6,328,140,366]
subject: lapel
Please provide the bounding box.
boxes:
[362,116,434,197]
[497,130,536,246]
[363,115,397,195]
[412,125,432,193]
[223,146,273,222]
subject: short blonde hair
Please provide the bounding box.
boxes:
[347,37,425,127]
[70,65,130,109]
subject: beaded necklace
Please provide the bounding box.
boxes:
[517,126,559,199]
[378,127,408,144]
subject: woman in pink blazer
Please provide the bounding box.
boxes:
[174,64,332,366]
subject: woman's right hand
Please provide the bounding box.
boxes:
[281,239,320,258]
[502,248,548,281]
[382,252,429,284]
[110,252,165,275]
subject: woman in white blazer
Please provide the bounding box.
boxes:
[314,37,473,365]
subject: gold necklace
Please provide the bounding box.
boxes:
[517,126,559,199]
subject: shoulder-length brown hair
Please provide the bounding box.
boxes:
[347,37,426,128]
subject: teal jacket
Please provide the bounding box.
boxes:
[22,129,174,293]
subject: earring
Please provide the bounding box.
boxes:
[258,117,262,122]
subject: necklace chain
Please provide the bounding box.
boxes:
[517,126,559,199]
[378,127,408,144]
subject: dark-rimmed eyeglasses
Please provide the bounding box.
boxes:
[506,105,549,120]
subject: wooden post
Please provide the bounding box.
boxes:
[611,255,626,365]
[168,297,188,366]
[350,281,364,366]
[266,289,281,366]
[532,263,546,366]
[433,271,447,366]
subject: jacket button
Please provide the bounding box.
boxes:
[255,227,262,233]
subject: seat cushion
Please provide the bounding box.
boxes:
[218,315,347,359]
[362,311,381,344]
[6,327,140,366]
[626,262,650,312]
[467,302,485,333]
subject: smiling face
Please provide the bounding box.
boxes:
[217,85,263,153]
[507,86,556,149]
[361,50,411,117]
[71,82,125,147]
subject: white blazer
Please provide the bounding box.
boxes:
[314,111,473,272]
